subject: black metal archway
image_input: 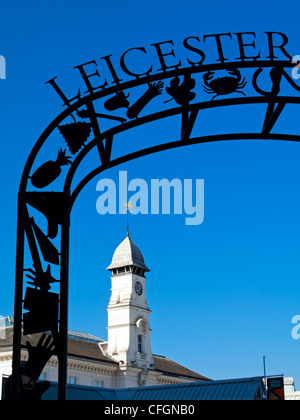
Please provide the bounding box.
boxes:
[11,56,300,400]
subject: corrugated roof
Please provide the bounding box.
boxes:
[120,378,263,401]
[43,383,111,401]
[42,377,265,401]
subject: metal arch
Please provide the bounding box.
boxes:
[11,58,300,401]
[69,132,300,208]
[65,96,300,205]
[17,60,300,195]
[15,59,299,191]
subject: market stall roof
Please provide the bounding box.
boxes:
[42,376,266,401]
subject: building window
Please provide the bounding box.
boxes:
[138,335,143,353]
[67,376,76,385]
[93,380,103,388]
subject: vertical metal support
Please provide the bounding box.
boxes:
[12,194,26,400]
[12,191,71,400]
[181,110,199,143]
[57,192,71,401]
[263,355,267,400]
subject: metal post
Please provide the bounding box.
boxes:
[11,194,26,400]
[263,355,267,400]
[57,193,71,401]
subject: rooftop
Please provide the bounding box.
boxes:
[42,377,266,400]
[0,325,209,382]
[67,329,104,343]
[107,235,150,272]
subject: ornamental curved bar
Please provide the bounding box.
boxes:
[11,59,300,400]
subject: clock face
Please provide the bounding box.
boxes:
[135,281,143,296]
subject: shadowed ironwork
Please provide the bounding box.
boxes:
[11,56,300,400]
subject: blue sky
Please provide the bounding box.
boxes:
[1,0,300,389]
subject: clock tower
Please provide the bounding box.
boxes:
[106,233,154,371]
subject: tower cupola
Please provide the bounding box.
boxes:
[106,234,153,373]
[107,234,150,277]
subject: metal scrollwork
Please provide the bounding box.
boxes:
[11,55,300,400]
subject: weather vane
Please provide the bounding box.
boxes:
[124,202,133,237]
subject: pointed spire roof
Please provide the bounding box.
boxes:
[107,234,150,272]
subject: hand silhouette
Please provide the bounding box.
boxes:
[4,334,56,400]
[22,333,56,381]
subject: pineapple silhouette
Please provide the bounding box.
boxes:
[31,149,72,189]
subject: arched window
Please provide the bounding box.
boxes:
[138,334,143,353]
[136,318,150,354]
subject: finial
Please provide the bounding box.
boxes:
[124,202,133,237]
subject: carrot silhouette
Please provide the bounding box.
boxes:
[127,81,164,119]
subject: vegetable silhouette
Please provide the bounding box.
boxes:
[31,218,60,265]
[166,76,196,106]
[31,149,72,189]
[104,91,130,111]
[127,81,164,119]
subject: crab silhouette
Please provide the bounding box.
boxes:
[203,69,247,101]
